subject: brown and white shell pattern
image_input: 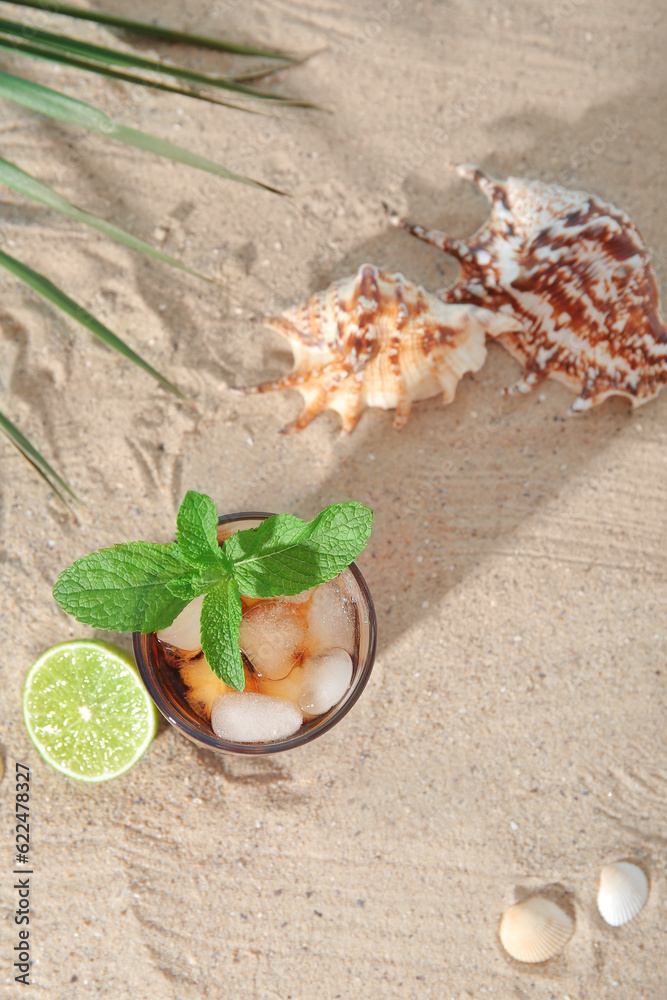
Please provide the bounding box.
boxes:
[388,165,667,411]
[247,264,519,432]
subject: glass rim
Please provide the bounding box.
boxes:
[133,510,377,755]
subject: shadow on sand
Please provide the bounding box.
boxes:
[259,83,667,656]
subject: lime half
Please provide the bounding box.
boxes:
[23,640,158,782]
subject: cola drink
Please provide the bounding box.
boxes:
[133,513,376,755]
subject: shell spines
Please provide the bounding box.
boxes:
[251,265,495,432]
[389,165,667,411]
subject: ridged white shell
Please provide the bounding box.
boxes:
[597,862,649,926]
[248,264,519,433]
[499,897,574,963]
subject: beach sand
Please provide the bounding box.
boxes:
[0,0,666,996]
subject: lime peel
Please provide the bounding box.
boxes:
[23,639,158,782]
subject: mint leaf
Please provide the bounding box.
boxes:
[166,571,223,602]
[53,493,373,711]
[176,490,225,569]
[53,541,193,632]
[223,502,373,597]
[200,578,244,691]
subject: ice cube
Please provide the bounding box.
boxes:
[240,601,306,679]
[211,692,303,742]
[275,587,314,605]
[180,655,233,719]
[157,595,204,651]
[179,655,258,720]
[307,580,355,655]
[256,663,305,704]
[298,648,353,717]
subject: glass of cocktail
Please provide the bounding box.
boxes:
[133,512,377,756]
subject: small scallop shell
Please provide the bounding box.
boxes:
[597,862,649,926]
[247,264,519,432]
[388,165,667,411]
[499,897,574,963]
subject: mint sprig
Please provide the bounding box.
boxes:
[52,541,193,632]
[53,492,373,691]
[176,491,226,570]
[224,505,373,598]
[201,578,244,692]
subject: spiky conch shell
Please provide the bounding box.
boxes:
[499,896,574,963]
[246,264,520,432]
[388,165,667,411]
[597,861,649,926]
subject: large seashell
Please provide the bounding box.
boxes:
[597,861,649,926]
[247,264,520,432]
[499,896,574,963]
[388,165,667,411]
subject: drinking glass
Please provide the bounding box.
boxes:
[133,511,377,756]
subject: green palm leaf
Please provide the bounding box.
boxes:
[4,0,295,60]
[0,156,211,281]
[0,71,284,194]
[0,36,279,112]
[0,6,308,499]
[223,51,319,83]
[0,249,185,398]
[0,409,78,503]
[0,18,305,102]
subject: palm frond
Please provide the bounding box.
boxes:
[0,6,309,497]
[0,36,279,112]
[0,408,79,503]
[3,0,296,60]
[0,249,186,399]
[224,51,319,83]
[0,156,211,281]
[0,17,308,102]
[0,71,285,194]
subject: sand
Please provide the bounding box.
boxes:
[1,0,666,996]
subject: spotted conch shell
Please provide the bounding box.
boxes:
[388,165,667,410]
[248,264,519,432]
